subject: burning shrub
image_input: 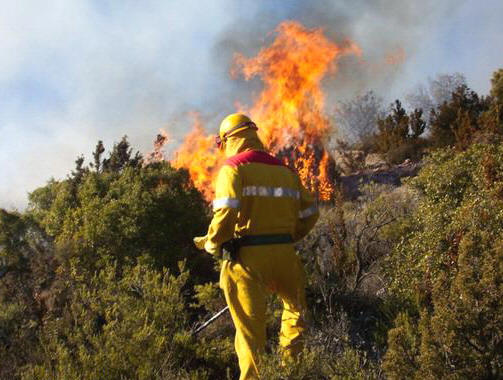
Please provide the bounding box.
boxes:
[170,22,361,201]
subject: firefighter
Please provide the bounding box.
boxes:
[193,113,319,379]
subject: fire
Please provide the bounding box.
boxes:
[171,113,224,200]
[233,21,361,151]
[168,21,361,201]
[233,21,360,200]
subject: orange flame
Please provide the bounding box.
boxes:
[234,21,361,151]
[171,113,224,200]
[171,21,361,201]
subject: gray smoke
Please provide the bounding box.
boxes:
[212,0,464,106]
[3,0,500,210]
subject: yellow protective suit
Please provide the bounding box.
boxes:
[202,128,319,380]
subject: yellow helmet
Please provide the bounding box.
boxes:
[216,113,257,148]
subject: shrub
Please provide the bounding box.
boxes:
[429,85,491,149]
[293,183,417,376]
[1,139,218,378]
[385,139,427,165]
[0,210,55,379]
[373,100,427,164]
[21,259,221,380]
[383,143,503,378]
[257,345,381,380]
[299,184,417,298]
[28,154,213,280]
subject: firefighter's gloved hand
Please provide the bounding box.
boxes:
[193,236,207,250]
[193,236,221,257]
[204,240,221,257]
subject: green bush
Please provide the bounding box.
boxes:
[372,100,427,164]
[0,139,219,378]
[28,142,212,280]
[429,85,491,150]
[256,345,381,380]
[383,143,503,378]
[0,210,55,378]
[22,259,222,380]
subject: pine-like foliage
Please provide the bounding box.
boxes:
[22,259,198,379]
[429,85,491,149]
[383,143,503,378]
[373,100,427,164]
[27,140,211,276]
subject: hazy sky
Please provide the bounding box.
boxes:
[1,0,502,209]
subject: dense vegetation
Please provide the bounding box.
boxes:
[1,69,502,379]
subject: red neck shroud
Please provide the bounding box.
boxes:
[224,150,287,168]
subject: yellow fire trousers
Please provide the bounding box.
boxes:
[220,244,307,380]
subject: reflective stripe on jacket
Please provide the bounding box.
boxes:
[205,149,319,255]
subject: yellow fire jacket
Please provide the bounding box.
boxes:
[204,134,319,256]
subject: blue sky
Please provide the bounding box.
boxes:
[1,0,502,209]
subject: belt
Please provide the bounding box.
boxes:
[239,234,293,246]
[221,234,293,261]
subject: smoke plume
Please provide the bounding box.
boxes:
[3,0,499,210]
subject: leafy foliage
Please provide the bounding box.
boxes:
[3,68,503,379]
[490,68,503,105]
[0,210,54,378]
[22,259,235,380]
[1,138,217,379]
[24,259,190,379]
[28,139,212,277]
[383,143,503,378]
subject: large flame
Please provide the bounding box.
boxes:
[171,113,224,200]
[170,21,361,201]
[233,21,361,150]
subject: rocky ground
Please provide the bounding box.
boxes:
[333,150,422,199]
[340,158,422,199]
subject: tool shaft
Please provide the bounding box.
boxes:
[193,306,230,335]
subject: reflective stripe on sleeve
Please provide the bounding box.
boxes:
[299,204,318,219]
[212,198,240,210]
[242,186,300,199]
